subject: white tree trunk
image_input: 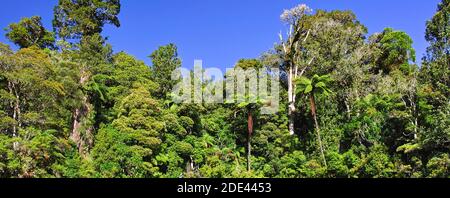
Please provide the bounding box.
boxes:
[288,63,298,135]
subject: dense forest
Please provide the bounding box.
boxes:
[0,0,448,178]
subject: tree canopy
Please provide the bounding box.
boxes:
[5,16,55,49]
[0,0,448,178]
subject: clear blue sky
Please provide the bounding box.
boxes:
[0,0,441,69]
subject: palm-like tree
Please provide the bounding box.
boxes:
[236,101,261,172]
[232,58,265,172]
[296,74,332,167]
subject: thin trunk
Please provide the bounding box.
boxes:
[288,107,295,135]
[247,133,251,172]
[8,81,20,150]
[412,79,418,140]
[186,156,194,176]
[411,98,418,140]
[413,118,418,140]
[288,63,296,135]
[354,89,361,117]
[310,94,327,168]
[9,82,16,136]
[344,99,351,120]
[13,87,20,150]
[13,84,21,129]
[247,111,253,172]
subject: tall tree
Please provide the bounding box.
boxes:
[417,0,450,153]
[52,0,121,156]
[149,44,182,99]
[0,44,79,177]
[235,102,259,172]
[369,28,416,74]
[296,74,333,167]
[424,0,449,65]
[233,59,265,172]
[297,9,368,124]
[91,84,164,178]
[5,16,55,49]
[278,4,313,135]
[53,0,121,40]
[421,0,449,99]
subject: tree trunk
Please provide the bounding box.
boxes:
[8,81,20,150]
[70,101,85,155]
[13,90,20,150]
[247,111,253,172]
[282,29,312,136]
[288,64,296,135]
[413,118,418,140]
[344,98,351,120]
[354,89,361,117]
[185,156,195,177]
[70,69,94,157]
[310,94,327,168]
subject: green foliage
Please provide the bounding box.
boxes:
[296,74,332,96]
[361,145,395,178]
[53,0,121,39]
[149,44,182,99]
[91,126,159,178]
[416,0,450,170]
[370,28,416,74]
[426,153,450,178]
[424,0,449,65]
[0,1,448,178]
[5,16,55,49]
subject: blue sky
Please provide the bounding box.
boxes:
[0,0,441,69]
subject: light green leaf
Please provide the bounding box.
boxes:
[304,85,313,94]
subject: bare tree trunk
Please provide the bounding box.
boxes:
[247,133,251,172]
[345,98,351,120]
[288,64,296,135]
[70,101,85,155]
[185,156,195,177]
[8,81,20,150]
[13,88,20,150]
[411,76,418,140]
[310,94,327,168]
[404,96,419,140]
[413,118,418,140]
[247,111,253,172]
[288,60,311,136]
[70,69,94,157]
[280,26,312,136]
